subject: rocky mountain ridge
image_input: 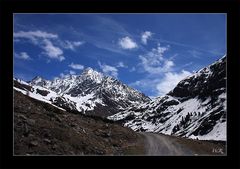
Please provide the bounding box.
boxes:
[108,56,226,141]
[14,67,150,117]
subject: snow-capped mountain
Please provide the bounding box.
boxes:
[108,56,226,141]
[14,68,150,117]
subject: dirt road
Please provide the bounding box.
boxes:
[140,132,226,156]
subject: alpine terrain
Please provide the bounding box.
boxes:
[108,55,226,141]
[14,56,226,155]
[15,67,150,117]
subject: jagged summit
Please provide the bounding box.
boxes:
[81,67,104,83]
[30,76,48,87]
[32,75,44,81]
[31,67,105,85]
[82,67,96,73]
[17,66,150,117]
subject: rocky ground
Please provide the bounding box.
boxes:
[14,90,145,155]
[14,90,226,156]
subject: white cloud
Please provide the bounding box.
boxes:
[116,61,127,68]
[164,60,174,70]
[139,43,173,74]
[130,70,191,97]
[14,30,66,62]
[68,63,84,70]
[14,30,58,39]
[69,70,76,75]
[98,61,118,78]
[156,70,192,96]
[60,73,65,78]
[42,39,65,61]
[141,31,152,45]
[129,67,136,72]
[62,40,85,51]
[14,30,58,44]
[130,78,162,97]
[15,52,31,60]
[58,70,76,79]
[118,36,138,49]
[188,50,202,58]
[182,62,193,68]
[131,78,159,90]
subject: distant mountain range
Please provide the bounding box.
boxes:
[14,55,226,141]
[14,67,150,117]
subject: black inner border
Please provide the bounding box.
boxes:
[0,0,240,168]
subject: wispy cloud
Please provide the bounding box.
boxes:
[68,63,84,70]
[42,39,65,61]
[152,37,223,56]
[14,30,85,61]
[131,41,193,96]
[72,30,131,56]
[136,30,224,56]
[56,70,76,79]
[129,67,136,72]
[14,30,58,39]
[69,16,136,55]
[139,43,173,74]
[14,30,66,62]
[98,61,118,78]
[69,70,76,75]
[116,61,128,68]
[180,62,193,69]
[118,36,138,50]
[130,78,162,96]
[90,15,131,37]
[60,73,68,78]
[14,30,58,44]
[141,31,152,45]
[188,50,202,58]
[15,52,31,60]
[61,40,85,51]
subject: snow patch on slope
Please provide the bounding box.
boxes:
[189,122,226,141]
[14,87,66,111]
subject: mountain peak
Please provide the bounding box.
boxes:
[32,75,43,80]
[30,76,48,86]
[81,67,103,83]
[82,67,97,74]
[31,76,45,83]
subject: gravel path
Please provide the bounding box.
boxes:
[141,132,194,156]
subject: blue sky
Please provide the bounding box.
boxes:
[14,14,226,97]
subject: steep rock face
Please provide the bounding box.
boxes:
[15,68,150,117]
[108,56,226,141]
[168,56,226,101]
